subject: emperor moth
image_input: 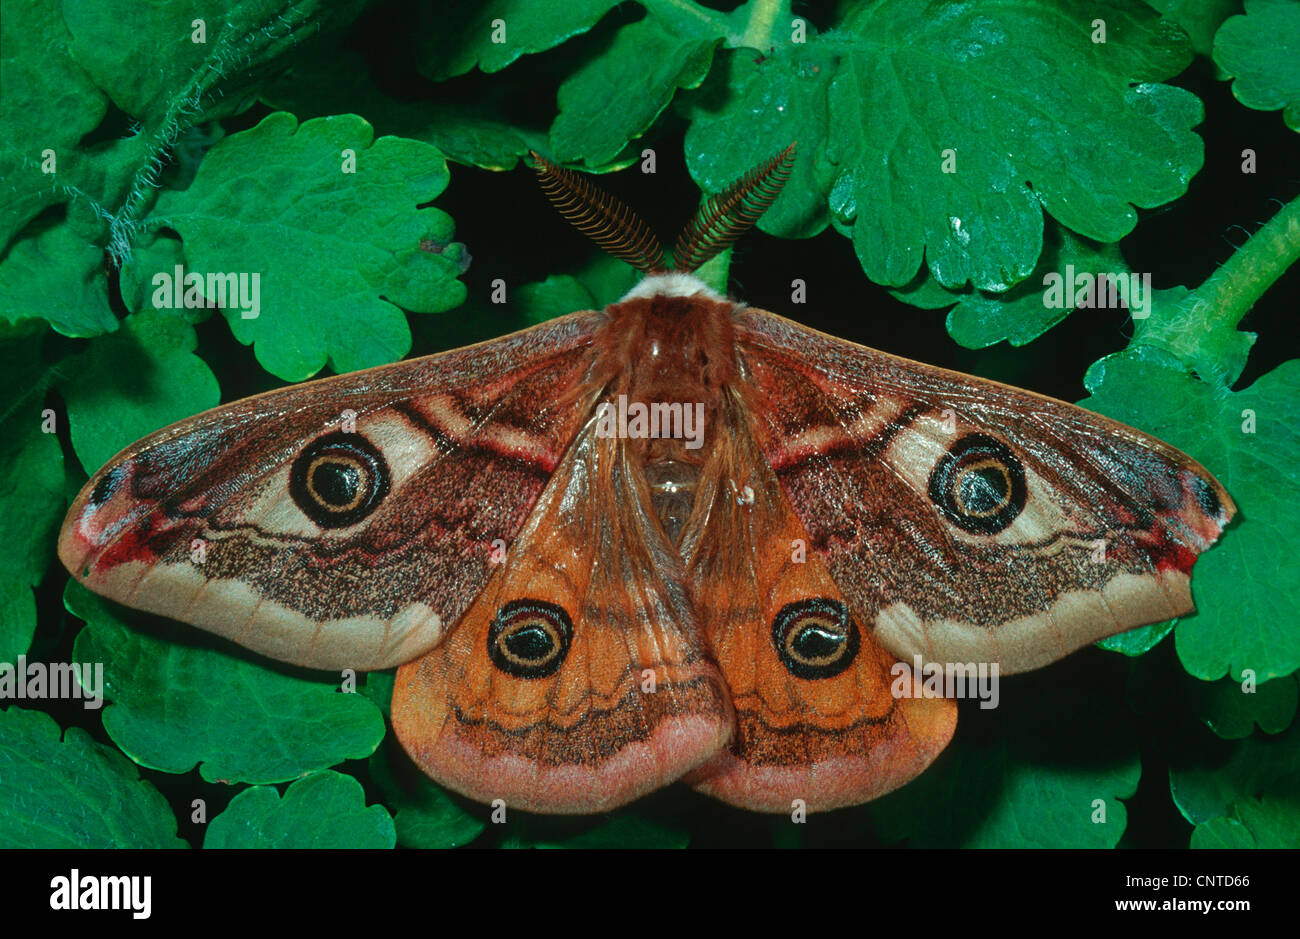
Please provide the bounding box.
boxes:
[60,147,1233,814]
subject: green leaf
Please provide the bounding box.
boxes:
[417,2,739,167]
[1190,777,1300,847]
[361,670,395,721]
[0,707,185,847]
[1127,641,1298,739]
[0,422,63,661]
[891,225,1126,348]
[511,257,640,325]
[1196,674,1298,739]
[412,103,547,172]
[827,0,1200,288]
[43,1,370,270]
[118,231,191,317]
[61,0,366,132]
[1146,0,1239,58]
[1189,814,1251,847]
[0,0,110,248]
[0,218,118,338]
[150,111,467,381]
[433,257,638,349]
[369,743,486,848]
[65,581,387,785]
[0,321,68,660]
[870,669,1140,847]
[1097,619,1175,657]
[685,43,838,239]
[0,582,37,665]
[694,245,732,294]
[1214,0,1300,132]
[1170,719,1300,825]
[205,770,395,848]
[548,813,690,848]
[417,0,620,81]
[570,253,641,306]
[1082,352,1300,681]
[60,307,220,474]
[515,274,598,325]
[551,18,720,166]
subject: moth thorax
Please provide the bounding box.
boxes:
[644,459,699,545]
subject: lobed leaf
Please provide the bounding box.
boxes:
[66,581,387,785]
[870,667,1140,847]
[205,770,395,848]
[1190,778,1300,847]
[1214,0,1300,132]
[0,707,186,848]
[1082,352,1300,682]
[61,308,221,475]
[149,112,467,381]
[551,18,720,166]
[1170,718,1300,825]
[0,322,69,661]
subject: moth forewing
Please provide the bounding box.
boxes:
[58,313,608,672]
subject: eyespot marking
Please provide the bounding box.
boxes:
[488,599,574,679]
[929,433,1026,534]
[289,432,389,528]
[771,597,859,680]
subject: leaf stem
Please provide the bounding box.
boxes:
[1193,191,1300,330]
[105,2,328,265]
[739,0,791,50]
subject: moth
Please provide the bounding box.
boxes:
[59,147,1234,815]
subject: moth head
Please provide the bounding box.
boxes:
[529,144,797,277]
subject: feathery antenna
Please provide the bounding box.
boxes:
[671,143,796,274]
[530,151,666,274]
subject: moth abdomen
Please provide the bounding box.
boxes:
[644,459,701,545]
